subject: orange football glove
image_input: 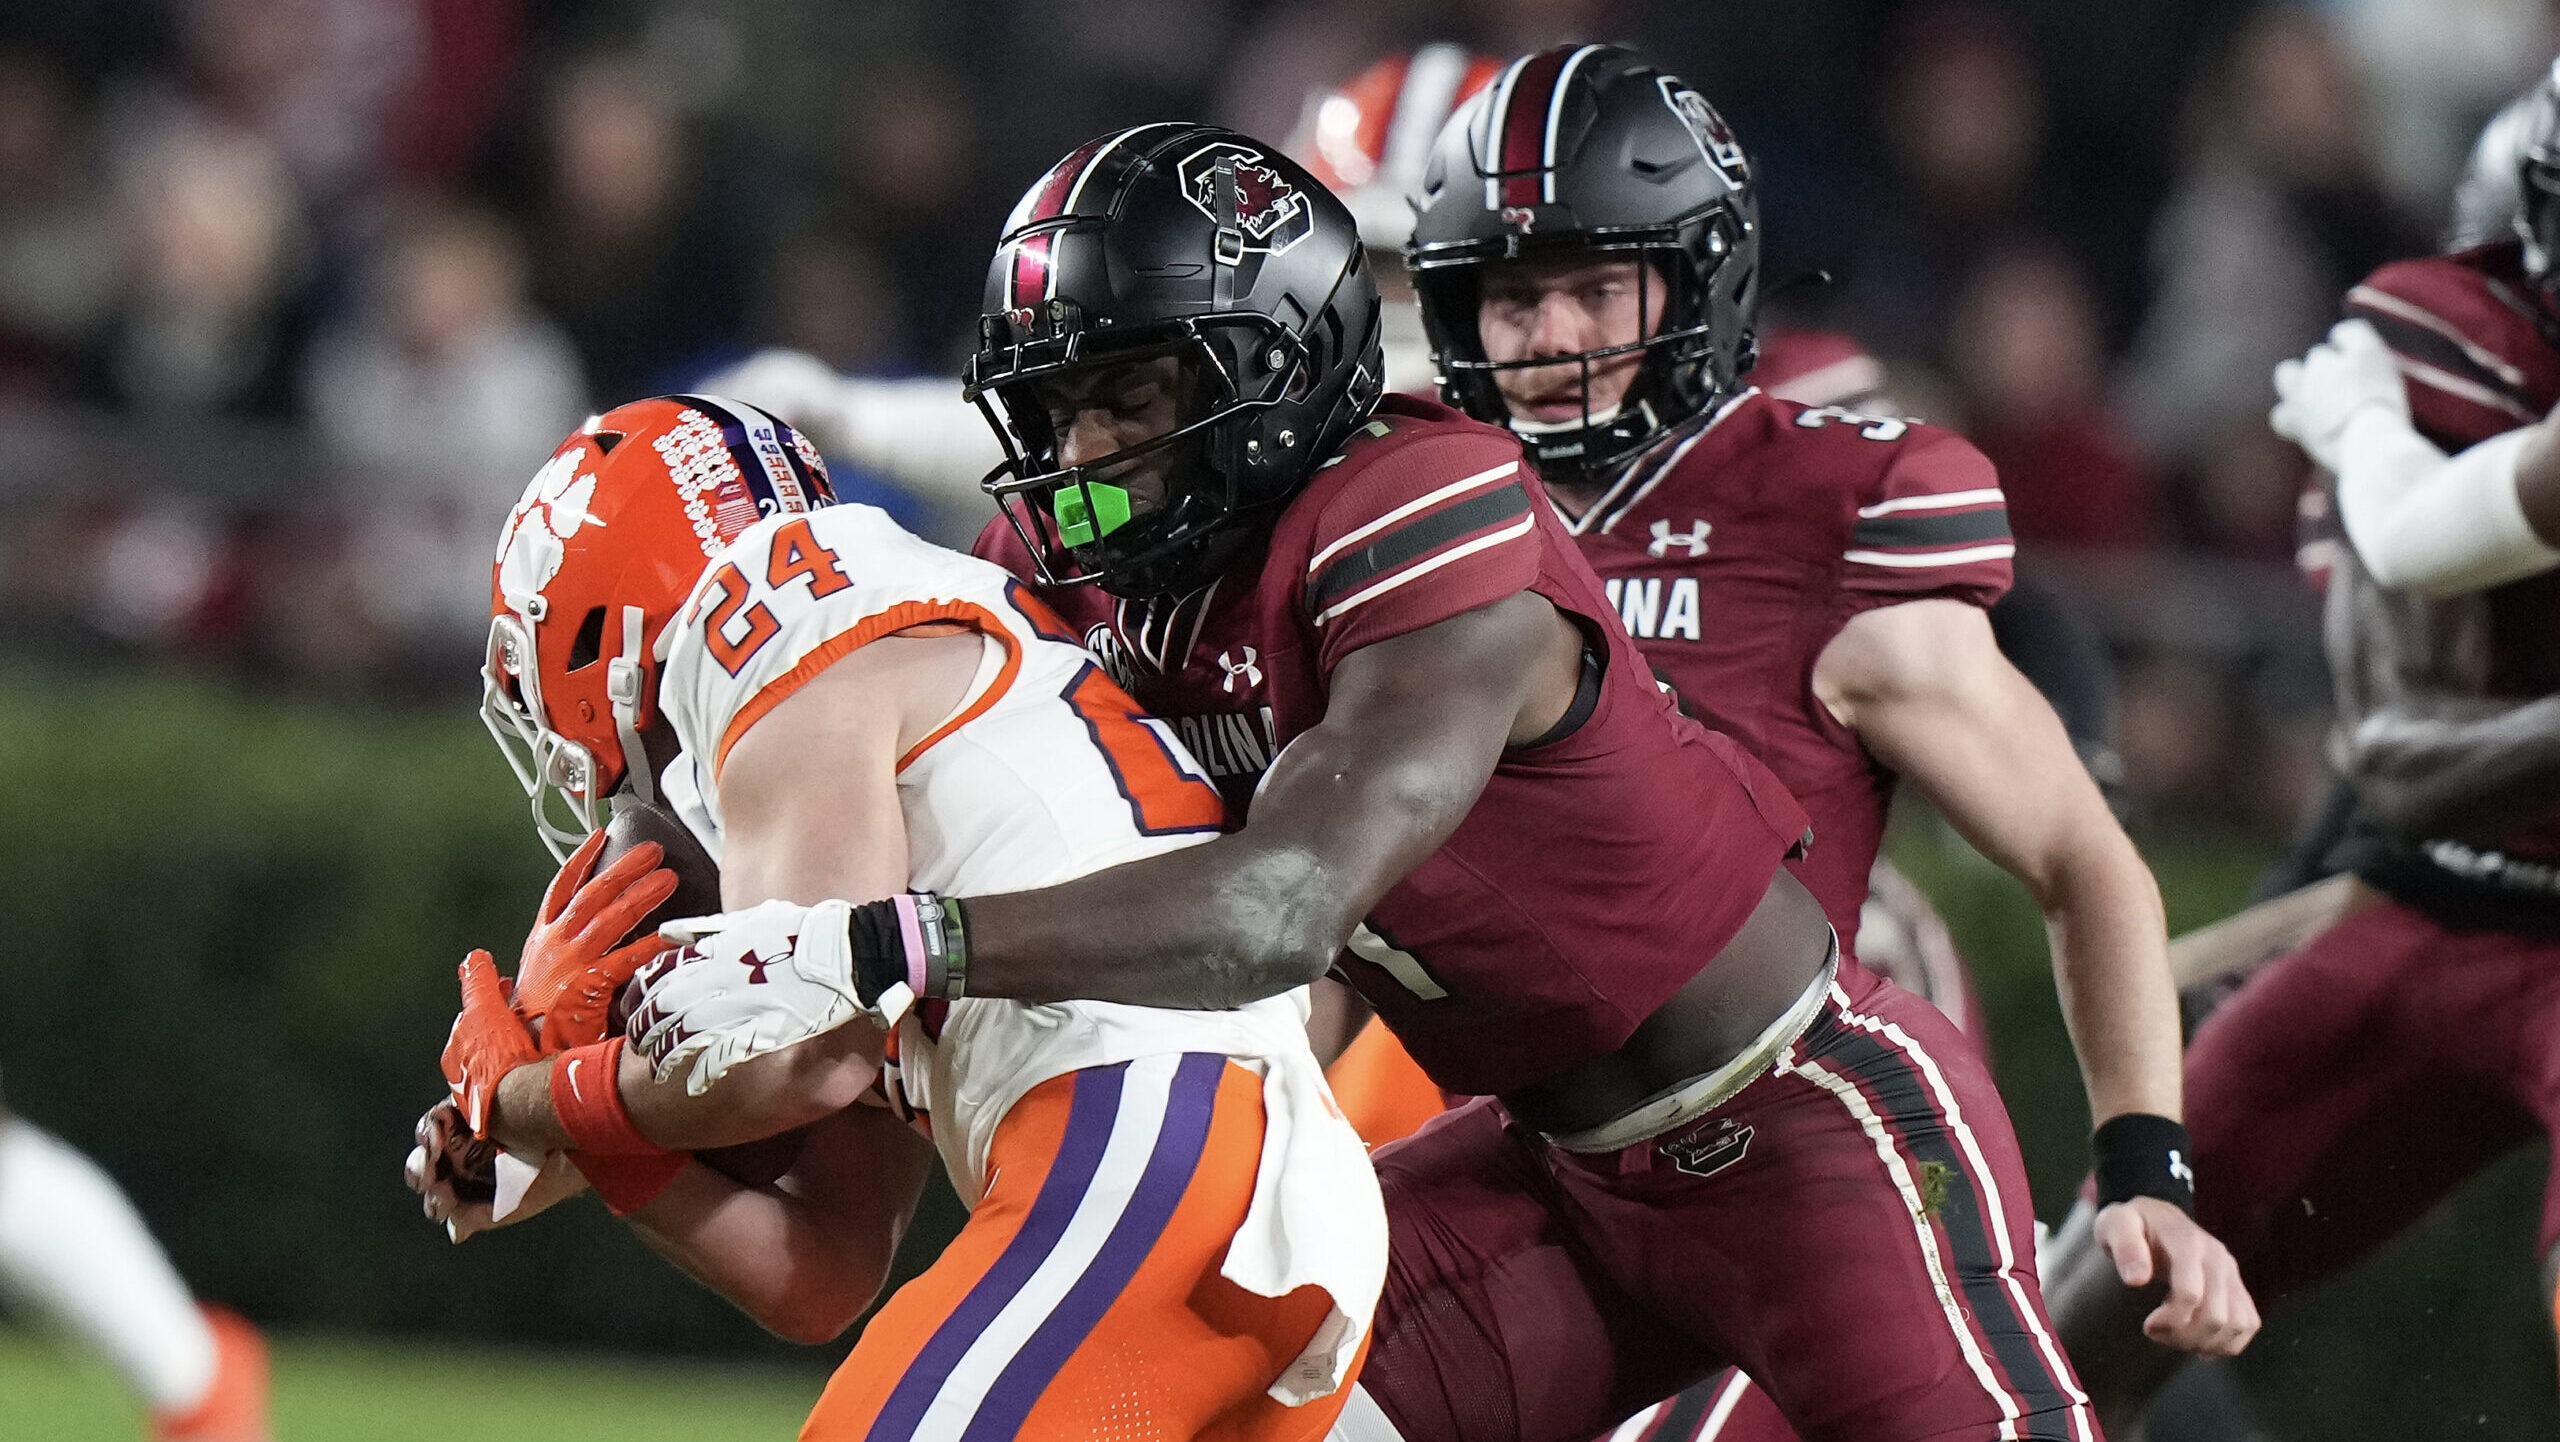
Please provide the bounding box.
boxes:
[442,950,540,1136]
[515,828,680,1053]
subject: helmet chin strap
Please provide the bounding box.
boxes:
[607,603,657,806]
[1507,402,1627,436]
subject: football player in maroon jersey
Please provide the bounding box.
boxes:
[1281,48,1980,1156]
[2038,58,2560,1431]
[647,115,2128,1439]
[1400,45,2261,1439]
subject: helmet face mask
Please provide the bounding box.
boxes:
[977,320,1307,594]
[1412,219,1748,483]
[481,610,610,860]
[1406,46,1762,488]
[968,125,1384,598]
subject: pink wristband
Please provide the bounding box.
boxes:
[894,895,931,996]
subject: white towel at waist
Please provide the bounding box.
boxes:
[1224,1038,1388,1406]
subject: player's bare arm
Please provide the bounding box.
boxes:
[960,586,1586,1010]
[2343,684,2560,841]
[626,1102,933,1345]
[1814,597,2259,1356]
[1815,599,2177,1120]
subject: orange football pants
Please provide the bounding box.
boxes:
[1326,1017,1455,1149]
[803,1052,1362,1442]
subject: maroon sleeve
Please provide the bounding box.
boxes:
[1303,426,1542,679]
[971,513,1036,578]
[1838,423,2014,611]
[2346,255,2544,450]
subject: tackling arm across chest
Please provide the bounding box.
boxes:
[957,589,1588,1009]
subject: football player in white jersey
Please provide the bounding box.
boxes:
[418,395,1383,1442]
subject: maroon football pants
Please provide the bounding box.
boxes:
[1361,966,2098,1442]
[2177,894,2560,1299]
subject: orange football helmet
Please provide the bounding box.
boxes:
[483,394,834,858]
[1290,44,1505,251]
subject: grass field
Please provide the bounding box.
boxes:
[0,1331,827,1442]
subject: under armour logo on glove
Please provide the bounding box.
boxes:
[631,898,872,1095]
[1648,519,1712,558]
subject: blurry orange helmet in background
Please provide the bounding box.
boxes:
[1290,44,1506,252]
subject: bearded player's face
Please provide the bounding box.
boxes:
[1476,256,1665,425]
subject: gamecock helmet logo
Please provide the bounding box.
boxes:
[1178,142,1313,253]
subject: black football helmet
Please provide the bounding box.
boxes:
[1406,45,1759,487]
[2514,58,2560,290]
[965,123,1385,598]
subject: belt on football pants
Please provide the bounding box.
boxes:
[1543,933,1838,1154]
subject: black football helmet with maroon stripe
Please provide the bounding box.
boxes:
[1407,45,1759,487]
[966,123,1385,598]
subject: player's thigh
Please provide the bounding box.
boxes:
[1618,974,2087,1442]
[806,1054,1338,1442]
[1364,1097,1694,1442]
[2183,901,2534,1300]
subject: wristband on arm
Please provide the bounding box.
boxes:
[551,1037,687,1216]
[849,893,970,1011]
[2091,1112,2197,1216]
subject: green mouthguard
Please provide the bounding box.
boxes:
[1052,481,1134,547]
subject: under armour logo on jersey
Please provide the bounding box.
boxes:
[1648,518,1712,558]
[1500,205,1536,232]
[1218,646,1262,693]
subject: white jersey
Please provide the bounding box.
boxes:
[653,503,1381,1401]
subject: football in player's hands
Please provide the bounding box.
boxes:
[594,802,811,1189]
[696,1128,808,1189]
[597,801,722,1034]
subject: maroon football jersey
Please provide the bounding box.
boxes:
[1555,389,2012,945]
[976,394,1812,1097]
[2338,242,2560,871]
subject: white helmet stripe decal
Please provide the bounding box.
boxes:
[1542,44,1606,203]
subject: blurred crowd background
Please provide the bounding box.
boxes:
[5,0,2560,1435]
[0,0,2546,832]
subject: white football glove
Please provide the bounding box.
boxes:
[629,898,885,1096]
[2270,318,2409,475]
